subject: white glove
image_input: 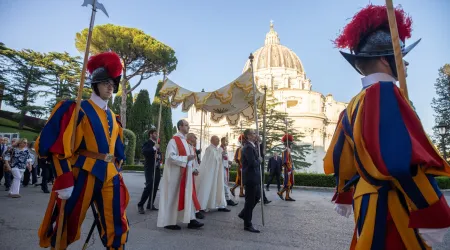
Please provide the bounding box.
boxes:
[56,186,74,200]
[334,204,352,218]
[419,228,448,246]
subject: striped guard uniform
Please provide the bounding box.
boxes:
[278,149,294,199]
[324,81,450,249]
[36,99,129,250]
[230,147,245,197]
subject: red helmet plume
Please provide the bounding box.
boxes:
[87,52,122,78]
[334,4,412,51]
[238,134,244,142]
[281,134,293,143]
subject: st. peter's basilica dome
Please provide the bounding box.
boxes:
[242,21,304,74]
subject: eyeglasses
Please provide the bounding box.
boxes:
[99,81,115,88]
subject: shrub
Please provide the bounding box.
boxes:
[122,165,144,171]
[228,171,336,187]
[436,177,450,189]
[123,129,136,165]
[121,167,450,190]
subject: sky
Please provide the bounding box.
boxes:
[1,0,449,135]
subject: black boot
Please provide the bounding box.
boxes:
[164,225,181,230]
[187,220,204,229]
[137,205,145,214]
[264,199,272,205]
[227,199,238,206]
[196,212,205,219]
[244,225,260,233]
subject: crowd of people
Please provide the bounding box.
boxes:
[0,137,55,197]
[3,4,450,249]
[152,119,283,233]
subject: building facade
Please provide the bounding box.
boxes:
[185,22,347,173]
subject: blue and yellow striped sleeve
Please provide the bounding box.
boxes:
[324,110,357,204]
[35,100,84,189]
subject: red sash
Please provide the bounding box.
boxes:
[173,136,201,211]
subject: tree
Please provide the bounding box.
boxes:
[431,64,450,158]
[40,52,82,111]
[107,98,113,110]
[233,89,312,169]
[123,129,136,165]
[0,43,9,108]
[153,80,173,154]
[75,24,178,128]
[112,82,133,127]
[128,89,153,158]
[1,46,49,128]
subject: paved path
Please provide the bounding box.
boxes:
[1,172,449,250]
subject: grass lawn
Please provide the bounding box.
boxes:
[0,117,35,130]
[0,125,39,141]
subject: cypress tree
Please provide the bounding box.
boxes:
[129,89,153,159]
[153,80,173,154]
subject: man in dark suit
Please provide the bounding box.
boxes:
[266,152,282,191]
[138,129,162,214]
[238,129,262,233]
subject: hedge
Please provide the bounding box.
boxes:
[123,129,136,165]
[121,165,450,190]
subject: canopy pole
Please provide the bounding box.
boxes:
[249,53,265,226]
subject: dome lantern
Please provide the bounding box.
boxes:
[265,20,280,45]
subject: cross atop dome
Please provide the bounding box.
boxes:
[265,20,280,45]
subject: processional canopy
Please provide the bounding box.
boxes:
[158,69,264,126]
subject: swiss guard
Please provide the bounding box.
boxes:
[277,134,295,202]
[324,4,450,249]
[36,52,130,249]
[230,134,245,197]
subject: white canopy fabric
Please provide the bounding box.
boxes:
[158,69,264,126]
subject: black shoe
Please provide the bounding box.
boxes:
[164,225,181,230]
[42,189,50,194]
[196,212,205,219]
[244,225,260,233]
[285,197,296,202]
[138,205,145,214]
[150,205,158,211]
[277,192,284,200]
[187,220,204,229]
[264,200,272,205]
[218,208,231,212]
[227,200,238,206]
[5,187,10,192]
[230,188,236,197]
